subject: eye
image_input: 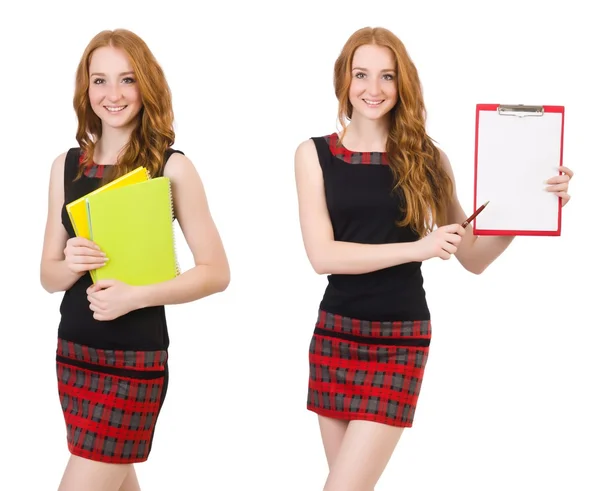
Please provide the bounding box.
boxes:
[354,72,366,79]
[122,77,136,84]
[383,74,395,81]
[92,78,105,85]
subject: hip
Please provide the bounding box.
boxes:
[319,286,430,322]
[58,298,170,351]
[309,309,431,366]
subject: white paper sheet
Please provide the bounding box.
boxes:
[474,108,563,234]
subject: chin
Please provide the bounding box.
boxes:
[355,108,393,122]
[103,119,135,130]
[95,112,139,130]
[350,100,394,121]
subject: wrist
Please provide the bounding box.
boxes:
[132,284,152,310]
[65,261,86,281]
[402,241,422,263]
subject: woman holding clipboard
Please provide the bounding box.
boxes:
[293,26,573,491]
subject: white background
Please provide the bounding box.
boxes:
[1,0,598,489]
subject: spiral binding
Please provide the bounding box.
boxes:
[167,178,181,276]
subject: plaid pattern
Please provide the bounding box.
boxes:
[56,338,167,463]
[326,133,389,165]
[57,339,167,369]
[307,310,431,427]
[82,164,105,178]
[316,310,431,338]
[77,152,105,178]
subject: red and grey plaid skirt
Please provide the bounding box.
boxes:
[55,338,168,464]
[307,310,432,427]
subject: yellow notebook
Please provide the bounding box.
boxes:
[85,177,180,285]
[66,166,149,239]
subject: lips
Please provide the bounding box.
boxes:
[104,105,127,113]
[363,99,384,107]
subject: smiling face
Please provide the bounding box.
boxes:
[88,46,142,130]
[348,44,398,122]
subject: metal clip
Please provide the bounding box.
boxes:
[497,104,544,117]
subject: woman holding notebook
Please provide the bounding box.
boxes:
[293,26,574,491]
[40,29,230,491]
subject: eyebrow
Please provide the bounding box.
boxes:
[90,71,135,77]
[352,67,395,72]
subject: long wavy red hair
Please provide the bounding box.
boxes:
[334,27,454,237]
[73,29,175,181]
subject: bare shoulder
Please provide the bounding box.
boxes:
[437,147,451,169]
[162,151,197,180]
[436,146,456,181]
[48,151,68,188]
[51,151,68,173]
[294,138,321,177]
[295,138,318,161]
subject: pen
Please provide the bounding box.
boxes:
[462,200,490,228]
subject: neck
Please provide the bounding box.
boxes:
[94,123,135,165]
[342,115,390,152]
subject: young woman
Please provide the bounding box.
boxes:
[40,29,230,491]
[294,26,573,491]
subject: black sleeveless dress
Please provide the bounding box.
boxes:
[55,147,182,463]
[306,134,432,427]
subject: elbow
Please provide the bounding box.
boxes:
[457,254,489,276]
[457,257,487,275]
[213,261,231,293]
[40,271,58,294]
[216,269,230,293]
[41,281,61,294]
[305,243,336,275]
[309,256,329,275]
[39,260,68,294]
[467,262,488,275]
[200,254,230,295]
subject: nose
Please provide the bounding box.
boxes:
[106,83,122,102]
[367,77,382,96]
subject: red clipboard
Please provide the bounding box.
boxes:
[473,103,565,236]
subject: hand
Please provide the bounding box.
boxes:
[86,279,141,321]
[64,237,107,274]
[546,166,574,207]
[415,223,465,261]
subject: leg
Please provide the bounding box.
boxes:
[318,415,349,469]
[323,420,405,491]
[119,466,141,491]
[58,455,132,491]
[319,416,375,491]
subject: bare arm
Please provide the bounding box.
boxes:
[134,153,230,308]
[437,149,514,275]
[294,139,421,275]
[40,153,98,293]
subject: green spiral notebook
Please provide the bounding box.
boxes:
[85,177,180,285]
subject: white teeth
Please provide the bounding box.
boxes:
[105,106,126,112]
[364,100,383,106]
